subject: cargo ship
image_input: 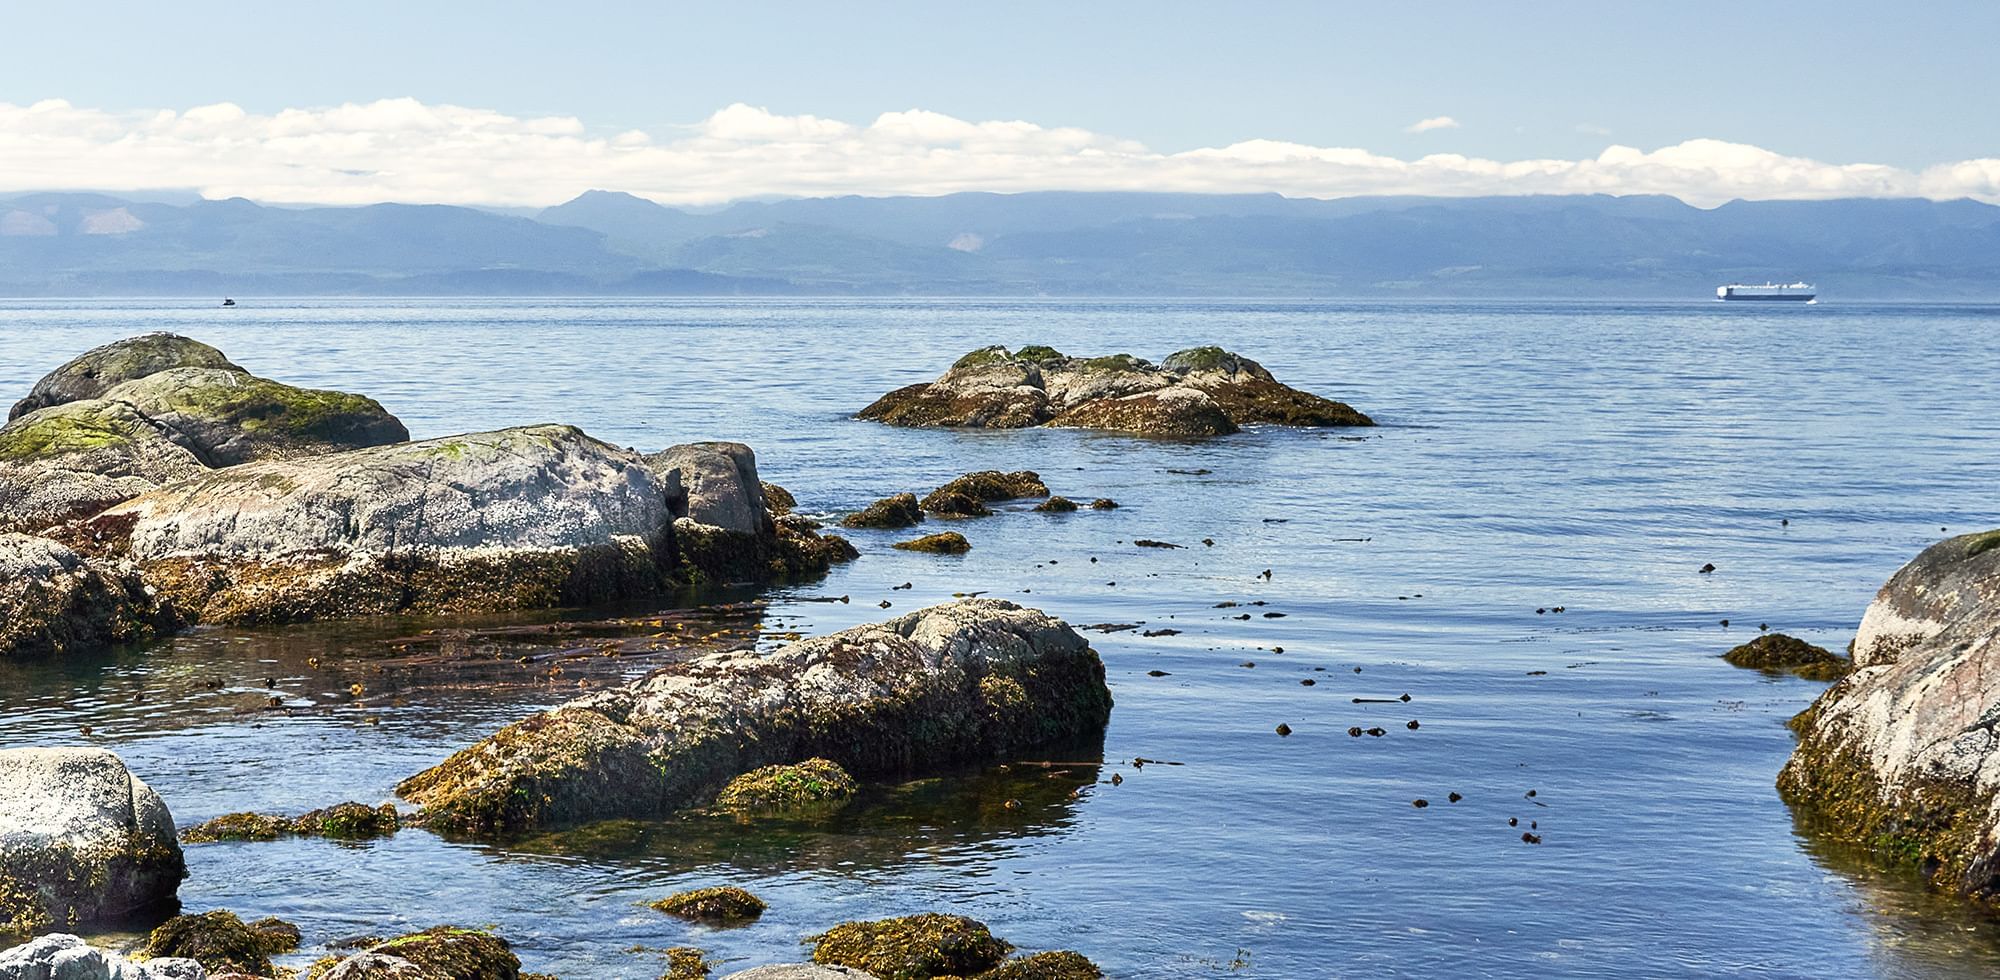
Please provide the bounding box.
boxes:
[1716,281,1816,302]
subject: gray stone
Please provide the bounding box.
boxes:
[0,749,185,936]
[98,367,408,466]
[10,333,237,420]
[398,599,1113,832]
[646,441,769,536]
[0,401,208,533]
[0,933,206,979]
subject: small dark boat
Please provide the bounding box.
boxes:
[221,298,236,307]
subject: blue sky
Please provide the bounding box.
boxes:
[3,1,1996,205]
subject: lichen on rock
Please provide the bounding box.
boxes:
[9,332,239,420]
[0,533,176,660]
[0,748,185,938]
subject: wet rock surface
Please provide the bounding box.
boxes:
[858,345,1371,435]
[181,803,398,844]
[0,533,175,660]
[1779,530,2000,898]
[648,886,767,925]
[713,759,858,812]
[396,600,1112,832]
[892,532,971,555]
[0,748,185,937]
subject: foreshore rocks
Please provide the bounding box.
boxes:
[858,345,1371,436]
[0,533,175,660]
[0,748,185,937]
[1778,530,2000,898]
[0,933,207,980]
[1721,633,1851,680]
[396,599,1113,832]
[301,926,524,980]
[9,333,238,420]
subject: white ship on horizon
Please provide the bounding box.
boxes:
[1716,281,1817,302]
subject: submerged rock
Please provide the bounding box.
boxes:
[1778,530,2000,898]
[1721,633,1851,680]
[648,886,767,925]
[841,493,924,530]
[0,533,175,660]
[1032,496,1078,513]
[892,532,971,555]
[397,600,1112,832]
[182,802,398,844]
[0,933,207,980]
[10,333,238,420]
[145,910,277,976]
[0,748,185,937]
[713,759,857,811]
[921,471,1048,511]
[859,345,1371,436]
[809,913,1012,979]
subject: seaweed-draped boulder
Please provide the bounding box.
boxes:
[9,332,237,420]
[858,345,1371,436]
[0,748,186,937]
[0,533,174,660]
[397,599,1113,832]
[1778,530,2000,898]
[86,425,674,624]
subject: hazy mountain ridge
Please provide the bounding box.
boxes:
[5,189,1999,297]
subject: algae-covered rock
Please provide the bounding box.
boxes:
[291,802,400,840]
[921,471,1048,510]
[809,913,1013,980]
[983,951,1105,979]
[1088,499,1118,510]
[1778,530,2000,899]
[719,967,871,980]
[1046,388,1238,437]
[648,886,767,925]
[0,533,175,660]
[1721,633,1851,680]
[397,600,1112,832]
[858,346,1371,436]
[918,492,991,519]
[10,333,239,420]
[841,493,923,530]
[1032,497,1078,513]
[892,532,971,555]
[0,400,209,533]
[0,748,185,937]
[179,812,292,844]
[0,933,206,979]
[762,482,797,517]
[665,946,711,980]
[308,926,521,980]
[146,910,275,976]
[713,759,857,811]
[103,367,408,466]
[251,915,303,953]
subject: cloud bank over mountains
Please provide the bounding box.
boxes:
[4,97,1997,208]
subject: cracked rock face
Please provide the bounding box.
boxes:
[857,345,1372,435]
[397,599,1114,832]
[1778,530,2000,898]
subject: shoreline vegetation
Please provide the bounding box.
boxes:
[3,331,1998,977]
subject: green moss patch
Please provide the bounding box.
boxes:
[648,886,768,925]
[1966,530,2000,559]
[952,346,1017,369]
[714,758,857,811]
[182,802,398,843]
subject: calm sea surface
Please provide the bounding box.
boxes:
[2,298,1998,979]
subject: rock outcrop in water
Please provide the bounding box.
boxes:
[0,333,407,533]
[0,533,175,660]
[1778,530,2000,898]
[0,933,207,980]
[396,599,1113,832]
[0,748,185,937]
[858,345,1372,436]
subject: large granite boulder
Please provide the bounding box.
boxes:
[0,748,186,937]
[0,934,206,980]
[0,534,174,660]
[9,333,237,420]
[0,401,208,533]
[99,367,408,466]
[858,345,1371,435]
[397,599,1113,832]
[1778,530,2000,898]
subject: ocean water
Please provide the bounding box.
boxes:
[2,297,1998,979]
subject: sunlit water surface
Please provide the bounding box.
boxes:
[2,298,1998,979]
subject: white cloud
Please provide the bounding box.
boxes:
[0,97,1996,208]
[1405,115,1461,134]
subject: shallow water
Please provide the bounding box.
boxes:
[2,297,1998,979]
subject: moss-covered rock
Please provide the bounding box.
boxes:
[397,600,1112,832]
[0,748,185,938]
[810,913,1013,980]
[252,915,304,953]
[1778,531,2000,899]
[146,909,276,975]
[648,886,768,925]
[982,951,1105,979]
[714,758,858,811]
[893,532,971,555]
[10,332,239,420]
[180,811,293,843]
[293,801,401,839]
[858,346,1371,436]
[1032,496,1078,513]
[1722,633,1851,680]
[104,366,409,466]
[842,493,924,529]
[922,471,1049,509]
[0,400,210,533]
[919,491,992,519]
[1088,499,1118,510]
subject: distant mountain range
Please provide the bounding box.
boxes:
[5,188,1999,298]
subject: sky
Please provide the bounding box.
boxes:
[3,1,1997,207]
